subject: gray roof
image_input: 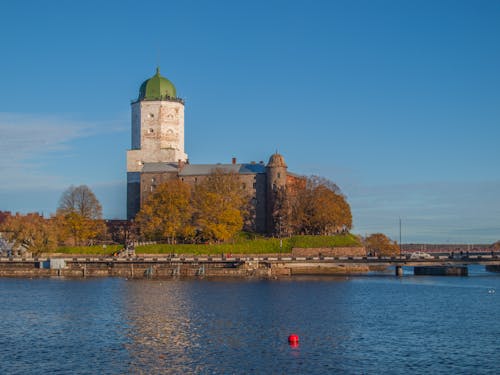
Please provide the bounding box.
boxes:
[179,163,265,176]
[141,162,267,175]
[142,162,179,173]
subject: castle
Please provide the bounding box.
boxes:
[126,68,304,234]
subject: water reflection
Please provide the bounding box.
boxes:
[123,280,199,374]
[0,274,499,374]
[121,278,354,374]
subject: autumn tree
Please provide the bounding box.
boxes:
[308,175,342,194]
[364,233,400,256]
[135,180,194,243]
[0,211,11,225]
[193,170,249,243]
[0,213,57,255]
[106,220,135,245]
[270,186,293,237]
[291,176,352,235]
[56,185,105,246]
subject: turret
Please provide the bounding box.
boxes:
[266,153,288,234]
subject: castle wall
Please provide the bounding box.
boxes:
[127,100,187,173]
[292,247,366,257]
[127,172,141,220]
[129,162,304,233]
[254,173,268,233]
[137,171,269,233]
[266,163,287,234]
[140,171,179,208]
[131,102,141,150]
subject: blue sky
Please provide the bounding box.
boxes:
[0,0,499,244]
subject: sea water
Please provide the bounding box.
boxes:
[0,266,498,374]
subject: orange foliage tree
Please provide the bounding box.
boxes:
[192,170,249,243]
[291,176,352,235]
[136,180,194,243]
[364,233,400,256]
[0,213,57,255]
[56,185,105,246]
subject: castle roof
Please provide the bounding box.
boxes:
[141,162,179,173]
[138,67,177,101]
[267,152,287,168]
[179,163,266,176]
[140,162,266,175]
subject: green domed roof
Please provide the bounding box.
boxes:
[138,67,177,100]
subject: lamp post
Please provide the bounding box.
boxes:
[399,218,402,258]
[279,215,282,251]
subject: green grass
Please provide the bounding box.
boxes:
[54,234,362,255]
[135,233,361,255]
[55,244,123,255]
[135,238,285,255]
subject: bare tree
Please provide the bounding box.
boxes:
[57,185,102,219]
[271,185,292,237]
[56,185,104,246]
[307,175,341,194]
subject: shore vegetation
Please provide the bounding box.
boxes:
[0,174,361,256]
[53,233,361,256]
[363,233,400,256]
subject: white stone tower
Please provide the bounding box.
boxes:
[127,68,187,218]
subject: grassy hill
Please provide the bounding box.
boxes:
[54,233,361,256]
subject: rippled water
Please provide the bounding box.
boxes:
[0,266,499,374]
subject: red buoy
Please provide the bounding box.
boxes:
[288,334,299,345]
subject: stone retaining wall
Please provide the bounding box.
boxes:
[0,257,368,278]
[292,247,366,257]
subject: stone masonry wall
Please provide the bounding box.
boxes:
[292,247,366,257]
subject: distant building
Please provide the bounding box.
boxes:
[127,68,304,234]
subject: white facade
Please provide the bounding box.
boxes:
[127,100,188,172]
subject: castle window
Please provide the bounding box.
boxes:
[253,182,256,188]
[181,178,184,182]
[149,113,154,118]
[277,172,281,178]
[195,177,198,183]
[151,178,156,183]
[242,183,246,189]
[148,128,154,133]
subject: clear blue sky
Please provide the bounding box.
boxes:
[1,0,499,244]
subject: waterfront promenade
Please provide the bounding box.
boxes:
[1,252,499,278]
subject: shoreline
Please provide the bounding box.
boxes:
[0,255,370,279]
